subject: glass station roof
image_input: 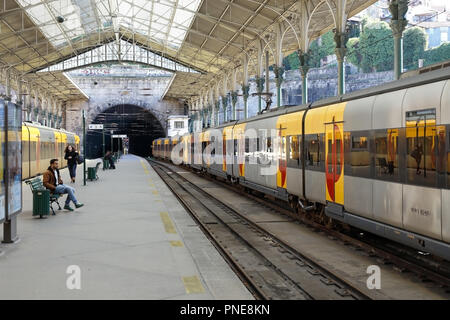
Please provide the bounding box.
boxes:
[17,0,202,50]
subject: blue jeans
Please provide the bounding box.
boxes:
[68,163,77,178]
[54,184,78,206]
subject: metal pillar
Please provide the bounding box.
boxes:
[298,51,310,105]
[256,77,264,113]
[3,92,18,244]
[389,0,408,80]
[275,66,284,108]
[215,100,220,126]
[231,92,237,120]
[82,110,86,186]
[265,51,270,99]
[222,95,228,123]
[102,128,105,158]
[242,84,249,119]
[334,31,348,96]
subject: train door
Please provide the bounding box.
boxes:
[325,117,344,205]
[36,134,40,174]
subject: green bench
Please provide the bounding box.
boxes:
[88,162,101,181]
[25,177,62,216]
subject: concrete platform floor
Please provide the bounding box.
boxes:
[0,155,253,300]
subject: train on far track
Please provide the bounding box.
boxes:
[22,121,80,180]
[153,67,450,261]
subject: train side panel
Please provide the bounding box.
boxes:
[401,80,446,240]
[441,80,450,243]
[343,96,376,219]
[371,89,405,229]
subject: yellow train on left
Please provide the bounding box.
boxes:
[22,122,80,180]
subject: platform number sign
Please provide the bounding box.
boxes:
[89,124,104,130]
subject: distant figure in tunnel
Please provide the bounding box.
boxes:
[43,159,84,212]
[105,150,116,169]
[64,144,79,183]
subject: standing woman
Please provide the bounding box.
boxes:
[64,145,79,183]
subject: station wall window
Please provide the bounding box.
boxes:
[174,121,184,129]
[405,109,437,188]
[305,134,324,171]
[374,129,400,181]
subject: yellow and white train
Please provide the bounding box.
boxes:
[154,67,450,261]
[22,122,80,179]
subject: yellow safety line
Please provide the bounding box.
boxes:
[160,212,176,234]
[182,276,205,294]
[170,240,184,247]
[140,159,150,174]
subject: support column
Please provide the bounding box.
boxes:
[215,100,220,127]
[264,50,270,110]
[275,23,285,108]
[208,89,214,128]
[389,0,408,80]
[256,40,264,113]
[298,51,310,105]
[5,69,11,101]
[222,95,228,123]
[334,31,348,96]
[230,69,238,120]
[33,91,39,122]
[242,55,249,119]
[255,76,264,113]
[334,0,349,96]
[274,65,284,108]
[231,91,238,121]
[26,83,32,121]
[222,76,228,123]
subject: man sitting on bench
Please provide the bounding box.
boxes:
[43,159,84,211]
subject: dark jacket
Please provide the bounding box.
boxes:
[64,150,79,166]
[43,166,63,191]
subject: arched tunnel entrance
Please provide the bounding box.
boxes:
[86,104,165,159]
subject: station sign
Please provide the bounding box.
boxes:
[113,134,127,138]
[89,124,104,130]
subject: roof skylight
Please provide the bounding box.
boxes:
[17,0,202,50]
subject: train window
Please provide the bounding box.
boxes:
[288,136,300,168]
[351,136,368,150]
[436,126,446,189]
[305,134,324,171]
[266,137,272,153]
[344,131,370,178]
[30,142,36,161]
[374,129,399,181]
[447,126,450,189]
[245,137,249,153]
[280,136,286,160]
[405,108,437,188]
[289,136,300,160]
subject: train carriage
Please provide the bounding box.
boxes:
[153,67,450,261]
[22,122,80,180]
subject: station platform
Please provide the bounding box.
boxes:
[0,155,253,300]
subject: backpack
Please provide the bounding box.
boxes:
[76,154,84,164]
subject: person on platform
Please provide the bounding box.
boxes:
[43,159,84,212]
[104,150,116,169]
[64,144,79,183]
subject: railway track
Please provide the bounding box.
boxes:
[149,158,372,300]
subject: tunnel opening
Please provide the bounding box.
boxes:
[86,104,165,159]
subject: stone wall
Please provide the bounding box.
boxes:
[64,75,185,138]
